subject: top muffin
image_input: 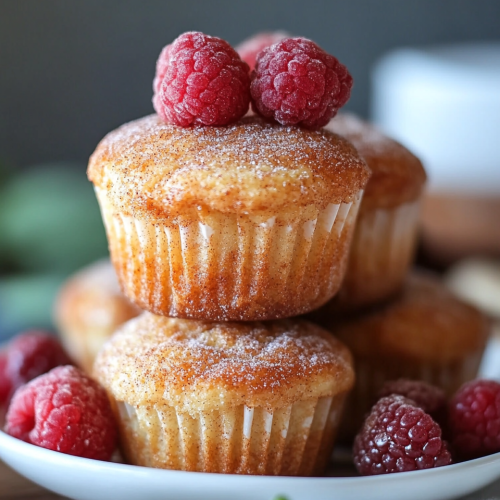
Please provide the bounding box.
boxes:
[88,114,370,320]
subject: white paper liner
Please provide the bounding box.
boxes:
[338,200,420,309]
[96,188,363,320]
[339,350,485,441]
[114,394,345,476]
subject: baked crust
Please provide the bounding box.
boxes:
[94,314,354,412]
[326,114,426,210]
[88,114,370,220]
[328,271,490,362]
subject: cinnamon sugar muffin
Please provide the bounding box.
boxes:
[54,260,141,373]
[88,114,369,321]
[94,313,354,475]
[322,271,490,440]
[325,114,427,310]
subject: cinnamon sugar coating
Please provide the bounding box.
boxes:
[326,114,426,210]
[94,314,354,412]
[328,271,490,363]
[88,114,369,219]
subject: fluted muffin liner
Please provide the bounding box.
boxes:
[96,188,363,320]
[113,394,346,476]
[339,350,485,441]
[337,200,420,309]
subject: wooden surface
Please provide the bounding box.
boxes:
[0,460,65,500]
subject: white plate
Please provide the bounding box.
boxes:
[1,335,499,500]
[1,429,500,500]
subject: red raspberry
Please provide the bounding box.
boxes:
[379,379,447,420]
[250,37,353,128]
[354,395,452,475]
[153,32,250,126]
[0,351,11,407]
[5,331,72,399]
[236,31,289,71]
[449,379,500,459]
[6,365,117,460]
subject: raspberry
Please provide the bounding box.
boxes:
[449,379,500,459]
[236,31,289,71]
[0,351,11,407]
[6,366,117,460]
[5,331,72,399]
[153,32,250,126]
[379,379,447,420]
[250,37,353,128]
[354,395,452,475]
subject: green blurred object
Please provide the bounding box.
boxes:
[0,274,64,341]
[0,163,108,274]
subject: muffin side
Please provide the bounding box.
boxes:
[54,260,141,373]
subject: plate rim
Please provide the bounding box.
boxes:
[2,427,500,486]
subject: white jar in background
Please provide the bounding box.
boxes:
[372,43,500,263]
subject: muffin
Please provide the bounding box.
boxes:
[320,271,490,440]
[324,113,427,310]
[87,114,370,321]
[54,260,141,373]
[94,313,354,475]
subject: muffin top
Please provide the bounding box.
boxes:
[94,314,354,412]
[88,114,369,221]
[326,114,426,210]
[328,271,490,363]
[55,259,141,335]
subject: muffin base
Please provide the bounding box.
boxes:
[96,189,362,320]
[337,200,420,310]
[113,395,346,476]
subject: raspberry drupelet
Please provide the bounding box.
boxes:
[153,32,250,126]
[250,37,353,128]
[354,395,452,475]
[449,379,500,459]
[6,365,117,460]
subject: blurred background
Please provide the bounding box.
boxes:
[0,0,499,340]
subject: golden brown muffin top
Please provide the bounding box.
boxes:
[94,314,354,412]
[326,114,426,210]
[54,260,141,335]
[327,271,490,363]
[88,114,370,220]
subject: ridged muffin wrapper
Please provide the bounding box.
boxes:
[340,348,486,441]
[95,188,363,320]
[113,394,347,475]
[338,200,420,309]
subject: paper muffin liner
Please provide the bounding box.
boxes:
[339,350,485,441]
[338,200,420,309]
[95,188,363,320]
[112,394,346,476]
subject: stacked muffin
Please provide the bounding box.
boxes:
[85,105,370,475]
[310,113,490,439]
